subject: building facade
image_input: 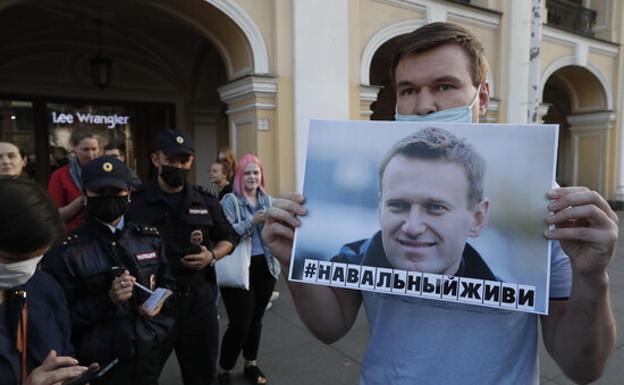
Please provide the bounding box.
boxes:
[0,0,622,204]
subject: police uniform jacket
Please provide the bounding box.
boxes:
[42,219,175,364]
[130,180,238,291]
[0,270,72,384]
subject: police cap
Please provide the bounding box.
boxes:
[82,156,131,191]
[157,129,195,156]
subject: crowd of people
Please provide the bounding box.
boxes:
[0,130,279,385]
[0,21,620,385]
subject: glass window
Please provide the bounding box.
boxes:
[47,102,136,171]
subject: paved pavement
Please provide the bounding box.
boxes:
[160,212,624,385]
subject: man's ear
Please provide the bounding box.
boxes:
[468,198,490,237]
[150,152,160,168]
[478,82,490,117]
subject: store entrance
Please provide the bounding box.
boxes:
[0,96,175,186]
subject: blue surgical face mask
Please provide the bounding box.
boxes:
[394,86,481,123]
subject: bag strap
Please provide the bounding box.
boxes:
[224,193,242,224]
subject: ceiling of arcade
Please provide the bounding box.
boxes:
[545,66,608,113]
[0,0,253,101]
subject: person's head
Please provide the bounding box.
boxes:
[217,147,237,175]
[0,142,27,176]
[208,160,232,187]
[82,156,131,224]
[69,129,100,166]
[51,146,68,161]
[391,22,490,122]
[103,141,126,162]
[233,154,265,196]
[151,129,195,189]
[0,177,64,287]
[377,127,489,274]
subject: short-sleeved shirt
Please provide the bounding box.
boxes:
[335,236,572,385]
[48,164,83,232]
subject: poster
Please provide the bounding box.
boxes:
[289,120,559,314]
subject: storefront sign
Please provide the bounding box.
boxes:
[51,111,130,129]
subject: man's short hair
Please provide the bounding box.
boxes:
[378,127,486,208]
[104,141,126,153]
[390,22,489,87]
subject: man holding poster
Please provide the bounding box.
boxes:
[262,22,618,385]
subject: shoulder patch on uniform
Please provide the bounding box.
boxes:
[134,224,160,236]
[61,232,87,246]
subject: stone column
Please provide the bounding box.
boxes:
[293,0,349,189]
[359,85,382,120]
[567,111,615,196]
[218,75,279,192]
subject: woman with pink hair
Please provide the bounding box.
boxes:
[217,154,279,385]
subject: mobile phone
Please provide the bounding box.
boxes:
[110,266,124,278]
[62,358,119,385]
[183,245,202,256]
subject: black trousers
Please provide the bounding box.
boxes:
[219,256,276,370]
[156,281,219,385]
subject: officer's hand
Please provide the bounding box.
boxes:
[181,245,213,270]
[261,192,306,268]
[545,186,618,281]
[23,350,88,385]
[109,270,136,305]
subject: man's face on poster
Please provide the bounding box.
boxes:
[379,155,489,275]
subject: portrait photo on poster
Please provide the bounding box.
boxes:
[289,120,559,315]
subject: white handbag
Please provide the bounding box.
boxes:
[215,194,251,290]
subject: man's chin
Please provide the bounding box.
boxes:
[389,258,430,274]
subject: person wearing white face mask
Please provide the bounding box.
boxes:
[0,176,92,385]
[261,22,618,385]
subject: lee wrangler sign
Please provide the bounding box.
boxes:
[51,111,130,129]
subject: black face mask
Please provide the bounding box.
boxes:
[86,195,129,223]
[160,165,189,187]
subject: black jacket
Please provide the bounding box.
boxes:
[0,270,73,384]
[129,180,238,288]
[43,219,175,364]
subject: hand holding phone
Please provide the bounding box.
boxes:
[182,245,212,270]
[62,359,118,385]
[23,350,88,385]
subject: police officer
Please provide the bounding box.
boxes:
[130,130,237,385]
[43,156,175,385]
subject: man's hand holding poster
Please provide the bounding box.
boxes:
[289,120,558,314]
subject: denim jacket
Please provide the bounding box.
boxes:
[220,191,280,278]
